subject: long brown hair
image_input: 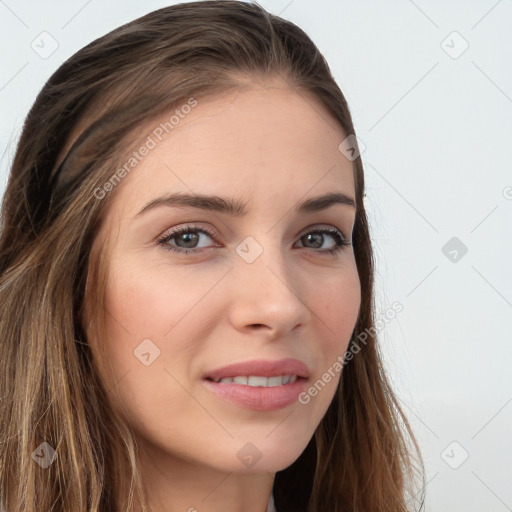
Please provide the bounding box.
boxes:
[0,1,425,510]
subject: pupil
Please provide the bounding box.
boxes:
[179,233,198,248]
[305,233,322,248]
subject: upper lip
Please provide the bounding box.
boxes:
[204,358,310,381]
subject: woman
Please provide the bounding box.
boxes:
[0,1,425,511]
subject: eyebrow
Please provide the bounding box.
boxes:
[135,191,356,218]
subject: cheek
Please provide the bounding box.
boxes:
[310,260,361,348]
[92,260,218,436]
[96,257,227,383]
[300,263,360,412]
[104,255,221,338]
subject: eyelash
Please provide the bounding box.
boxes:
[156,224,351,256]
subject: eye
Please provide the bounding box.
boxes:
[157,224,218,255]
[157,224,351,256]
[294,226,351,256]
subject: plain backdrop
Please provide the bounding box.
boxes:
[1,1,511,511]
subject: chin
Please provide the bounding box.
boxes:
[215,437,310,474]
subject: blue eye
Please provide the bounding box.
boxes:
[157,224,351,256]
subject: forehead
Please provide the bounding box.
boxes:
[101,80,355,223]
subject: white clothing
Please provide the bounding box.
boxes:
[266,490,277,512]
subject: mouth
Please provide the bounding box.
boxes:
[202,375,308,410]
[203,357,310,383]
[202,358,310,410]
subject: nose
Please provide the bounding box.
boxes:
[228,242,312,339]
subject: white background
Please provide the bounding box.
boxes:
[1,1,511,511]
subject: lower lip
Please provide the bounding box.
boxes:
[202,377,308,411]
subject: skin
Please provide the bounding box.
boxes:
[86,75,361,512]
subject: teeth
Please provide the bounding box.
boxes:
[267,376,284,386]
[215,375,298,387]
[248,376,268,387]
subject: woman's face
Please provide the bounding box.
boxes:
[87,77,361,477]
